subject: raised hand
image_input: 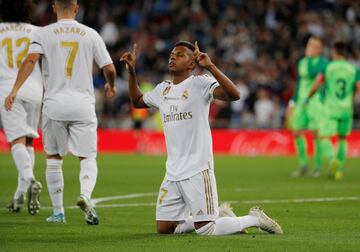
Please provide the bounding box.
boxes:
[120,44,137,74]
[194,41,213,69]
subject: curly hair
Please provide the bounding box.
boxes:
[0,0,34,23]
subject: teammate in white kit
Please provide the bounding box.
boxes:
[0,0,43,215]
[121,41,283,235]
[5,0,117,225]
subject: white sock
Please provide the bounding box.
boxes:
[80,158,98,199]
[26,146,35,171]
[174,217,195,234]
[196,216,260,235]
[13,146,37,199]
[46,159,64,215]
[14,175,27,199]
[11,144,34,184]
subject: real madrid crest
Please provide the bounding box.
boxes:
[181,89,189,100]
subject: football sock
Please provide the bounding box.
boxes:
[26,147,35,171]
[80,158,98,199]
[321,138,334,163]
[337,140,347,173]
[314,138,322,170]
[195,216,259,235]
[295,136,307,167]
[11,143,34,185]
[14,147,36,199]
[46,159,64,215]
[14,175,27,199]
[174,217,195,234]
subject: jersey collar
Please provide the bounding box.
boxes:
[58,19,78,23]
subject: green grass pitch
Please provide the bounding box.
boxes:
[0,153,359,252]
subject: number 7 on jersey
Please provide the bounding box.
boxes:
[61,41,79,78]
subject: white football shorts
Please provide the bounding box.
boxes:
[42,113,97,158]
[156,169,219,222]
[0,98,40,143]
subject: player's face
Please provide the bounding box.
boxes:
[305,38,323,57]
[168,46,195,73]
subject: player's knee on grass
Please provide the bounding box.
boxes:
[156,221,177,234]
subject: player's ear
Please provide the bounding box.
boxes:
[74,4,80,15]
[188,60,196,70]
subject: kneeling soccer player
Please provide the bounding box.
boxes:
[121,41,283,235]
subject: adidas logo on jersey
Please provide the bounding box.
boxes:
[196,209,204,216]
[163,86,171,96]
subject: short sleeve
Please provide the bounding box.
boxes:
[28,29,44,54]
[93,31,113,68]
[143,83,163,108]
[198,75,220,102]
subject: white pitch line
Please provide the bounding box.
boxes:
[227,196,360,205]
[92,192,158,204]
[40,196,360,210]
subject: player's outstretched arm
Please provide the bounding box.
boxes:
[120,44,148,108]
[193,41,240,101]
[103,64,117,98]
[4,53,40,111]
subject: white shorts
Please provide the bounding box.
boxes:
[156,169,219,222]
[42,113,97,158]
[0,98,40,143]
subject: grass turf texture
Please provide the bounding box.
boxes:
[0,153,359,252]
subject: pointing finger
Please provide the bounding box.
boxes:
[194,41,200,52]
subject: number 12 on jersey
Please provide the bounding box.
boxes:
[1,37,30,69]
[61,41,79,78]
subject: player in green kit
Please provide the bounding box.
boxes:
[287,37,328,177]
[308,41,360,180]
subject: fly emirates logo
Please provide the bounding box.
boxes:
[163,105,193,123]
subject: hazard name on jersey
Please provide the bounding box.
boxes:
[53,26,86,37]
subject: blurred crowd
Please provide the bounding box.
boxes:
[27,0,360,129]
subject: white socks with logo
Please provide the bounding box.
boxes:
[46,159,64,215]
[80,158,98,199]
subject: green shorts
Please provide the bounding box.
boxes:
[318,116,352,137]
[291,104,321,131]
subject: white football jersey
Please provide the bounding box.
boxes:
[0,23,43,104]
[144,75,220,181]
[28,19,112,121]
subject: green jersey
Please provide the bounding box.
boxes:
[293,56,328,104]
[323,60,360,117]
